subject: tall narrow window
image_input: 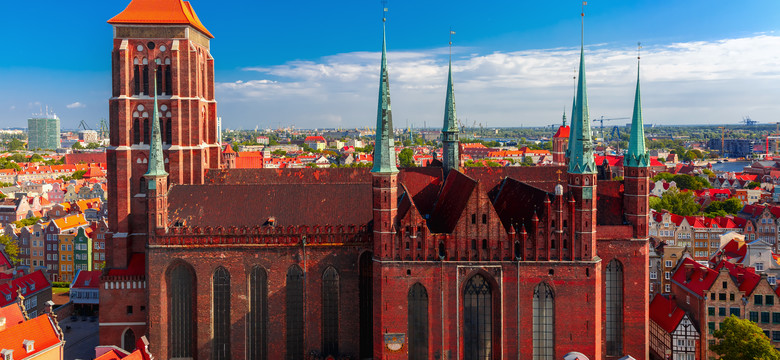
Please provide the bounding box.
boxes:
[248,266,268,360]
[212,267,231,360]
[165,59,173,94]
[533,282,554,360]
[133,119,140,144]
[606,260,624,356]
[286,265,304,360]
[168,263,194,359]
[322,267,339,356]
[359,252,373,359]
[408,283,429,360]
[142,64,149,95]
[133,62,140,95]
[156,65,164,95]
[464,274,492,360]
[122,328,136,352]
[143,118,150,144]
[166,118,173,144]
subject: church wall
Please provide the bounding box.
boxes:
[147,243,366,360]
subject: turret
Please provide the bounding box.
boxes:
[623,55,650,239]
[144,71,169,233]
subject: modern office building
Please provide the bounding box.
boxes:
[27,113,61,150]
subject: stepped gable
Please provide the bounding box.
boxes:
[492,177,553,233]
[597,180,626,225]
[427,170,478,234]
[168,183,372,228]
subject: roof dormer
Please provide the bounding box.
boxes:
[22,340,34,353]
[0,349,12,360]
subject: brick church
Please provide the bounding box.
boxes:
[100,0,651,359]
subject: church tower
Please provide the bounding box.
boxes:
[371,10,399,359]
[441,37,460,174]
[106,0,219,267]
[623,56,650,239]
[552,109,570,166]
[567,39,598,260]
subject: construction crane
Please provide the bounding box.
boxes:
[742,116,757,126]
[98,119,109,139]
[78,120,92,131]
[596,116,629,143]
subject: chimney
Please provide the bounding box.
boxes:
[699,267,708,281]
[685,263,694,282]
[0,317,5,331]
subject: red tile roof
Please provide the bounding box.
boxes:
[649,294,686,333]
[0,315,62,357]
[72,270,101,289]
[0,271,50,307]
[222,144,235,154]
[553,125,570,138]
[0,250,11,269]
[107,253,145,277]
[304,136,326,143]
[716,261,762,296]
[0,303,25,330]
[108,0,214,38]
[83,167,106,178]
[671,258,719,298]
[63,152,107,165]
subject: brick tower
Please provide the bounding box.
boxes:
[552,110,569,166]
[623,59,650,239]
[371,13,400,359]
[101,0,218,348]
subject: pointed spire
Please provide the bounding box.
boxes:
[442,29,460,174]
[625,50,649,167]
[567,15,596,174]
[371,13,398,174]
[145,69,168,180]
[562,107,567,127]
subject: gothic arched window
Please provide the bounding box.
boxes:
[408,283,429,360]
[533,282,554,360]
[133,118,141,144]
[286,265,304,360]
[168,263,194,359]
[212,267,231,360]
[122,328,136,352]
[359,252,373,359]
[606,259,624,356]
[322,267,339,356]
[248,266,268,360]
[143,118,150,145]
[464,274,492,360]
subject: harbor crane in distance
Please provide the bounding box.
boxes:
[742,116,757,126]
[596,116,629,143]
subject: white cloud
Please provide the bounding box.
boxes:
[66,102,86,109]
[216,35,780,128]
[8,106,14,111]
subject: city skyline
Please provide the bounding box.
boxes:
[1,1,779,129]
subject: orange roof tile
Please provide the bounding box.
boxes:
[108,0,214,38]
[52,214,88,231]
[0,315,62,357]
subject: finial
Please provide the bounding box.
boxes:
[637,41,642,60]
[449,27,455,61]
[581,1,587,45]
[382,0,388,22]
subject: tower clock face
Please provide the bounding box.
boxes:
[147,41,155,50]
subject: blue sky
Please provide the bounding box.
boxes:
[1,0,779,129]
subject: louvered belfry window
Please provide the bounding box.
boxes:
[464,274,492,360]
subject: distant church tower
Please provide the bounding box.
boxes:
[552,109,570,166]
[102,0,219,348]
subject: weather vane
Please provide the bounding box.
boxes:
[382,0,388,22]
[637,41,642,60]
[449,27,455,59]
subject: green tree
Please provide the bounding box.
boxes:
[12,217,40,228]
[7,138,24,151]
[746,181,761,189]
[271,149,287,157]
[398,148,416,168]
[29,154,44,163]
[86,142,101,149]
[651,188,700,216]
[72,142,84,150]
[711,315,780,360]
[0,234,19,264]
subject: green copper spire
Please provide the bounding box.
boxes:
[624,57,649,167]
[144,70,168,182]
[371,18,398,174]
[566,94,576,159]
[567,43,596,174]
[562,107,567,127]
[442,32,459,174]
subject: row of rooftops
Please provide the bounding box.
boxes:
[0,303,63,360]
